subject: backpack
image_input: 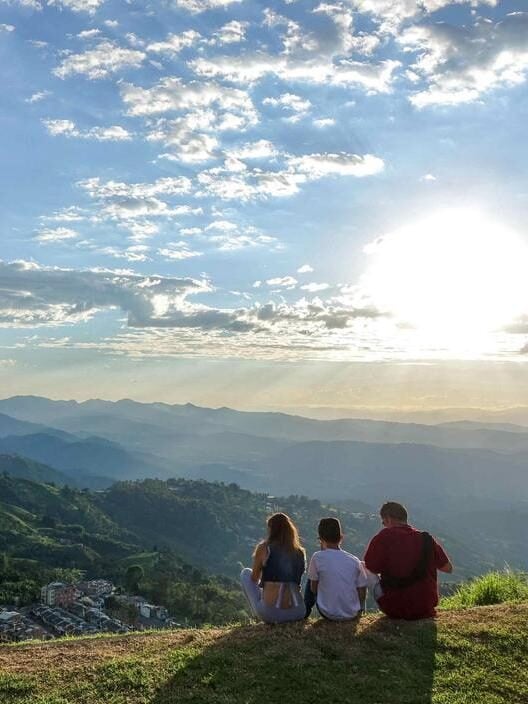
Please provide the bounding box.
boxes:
[380,531,434,590]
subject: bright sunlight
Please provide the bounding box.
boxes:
[361,209,528,349]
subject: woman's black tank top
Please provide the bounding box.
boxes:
[261,543,305,585]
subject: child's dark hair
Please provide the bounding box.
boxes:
[318,517,342,544]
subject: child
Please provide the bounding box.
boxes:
[305,517,367,620]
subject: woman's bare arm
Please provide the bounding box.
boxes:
[251,542,268,582]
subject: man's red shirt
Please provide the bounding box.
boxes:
[364,524,449,620]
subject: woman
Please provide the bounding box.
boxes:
[240,512,306,624]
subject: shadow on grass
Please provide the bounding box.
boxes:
[150,616,437,704]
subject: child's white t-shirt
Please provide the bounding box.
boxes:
[307,548,368,620]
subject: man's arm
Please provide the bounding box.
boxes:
[363,533,384,574]
[433,540,453,574]
[438,560,453,574]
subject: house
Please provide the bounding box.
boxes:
[40,582,76,608]
[77,579,114,598]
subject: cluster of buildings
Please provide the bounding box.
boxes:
[0,578,177,643]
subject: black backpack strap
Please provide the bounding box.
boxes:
[381,531,433,590]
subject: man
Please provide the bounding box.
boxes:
[364,501,453,620]
[305,517,368,620]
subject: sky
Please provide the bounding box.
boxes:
[1,0,528,410]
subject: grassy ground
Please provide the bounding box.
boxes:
[1,604,527,704]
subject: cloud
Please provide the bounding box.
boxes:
[297,264,314,273]
[77,28,101,39]
[147,30,201,56]
[287,152,385,178]
[196,150,383,201]
[191,53,400,92]
[300,282,331,292]
[54,41,145,79]
[26,90,51,103]
[351,0,498,35]
[36,227,79,243]
[213,20,249,45]
[0,259,210,328]
[48,0,105,13]
[98,245,151,262]
[0,23,15,31]
[228,140,278,160]
[266,276,297,288]
[313,118,335,128]
[173,0,243,13]
[399,12,528,107]
[79,175,192,200]
[263,92,312,118]
[158,242,203,260]
[121,77,257,162]
[43,119,132,141]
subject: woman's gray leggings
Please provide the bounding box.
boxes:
[240,568,306,624]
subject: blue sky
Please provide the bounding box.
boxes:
[1,0,528,408]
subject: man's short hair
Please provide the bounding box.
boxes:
[318,517,342,543]
[380,501,408,523]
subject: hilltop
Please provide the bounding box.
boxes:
[1,603,527,703]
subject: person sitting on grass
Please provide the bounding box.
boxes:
[363,501,453,620]
[305,517,367,621]
[240,512,306,624]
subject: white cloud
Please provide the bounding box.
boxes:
[77,28,101,39]
[121,77,257,121]
[297,264,314,273]
[400,13,528,107]
[42,118,78,136]
[79,175,192,200]
[86,126,132,141]
[98,245,151,262]
[208,232,279,252]
[287,152,384,178]
[421,173,436,182]
[196,151,383,201]
[0,0,41,9]
[0,23,15,32]
[228,140,278,160]
[36,227,79,243]
[313,118,335,127]
[147,30,201,56]
[174,0,243,13]
[158,242,203,260]
[48,0,106,12]
[300,282,331,292]
[26,90,51,103]
[266,276,297,288]
[54,41,145,79]
[350,0,498,35]
[263,92,312,116]
[122,77,257,162]
[0,259,210,328]
[191,54,400,92]
[43,119,132,141]
[213,20,248,45]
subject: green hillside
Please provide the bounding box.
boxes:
[1,604,527,703]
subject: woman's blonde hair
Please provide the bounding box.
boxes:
[265,512,304,555]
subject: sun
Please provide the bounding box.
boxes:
[360,208,528,349]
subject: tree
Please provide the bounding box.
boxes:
[125,564,144,594]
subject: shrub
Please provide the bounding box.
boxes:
[441,571,528,609]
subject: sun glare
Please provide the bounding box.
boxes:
[361,209,528,349]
